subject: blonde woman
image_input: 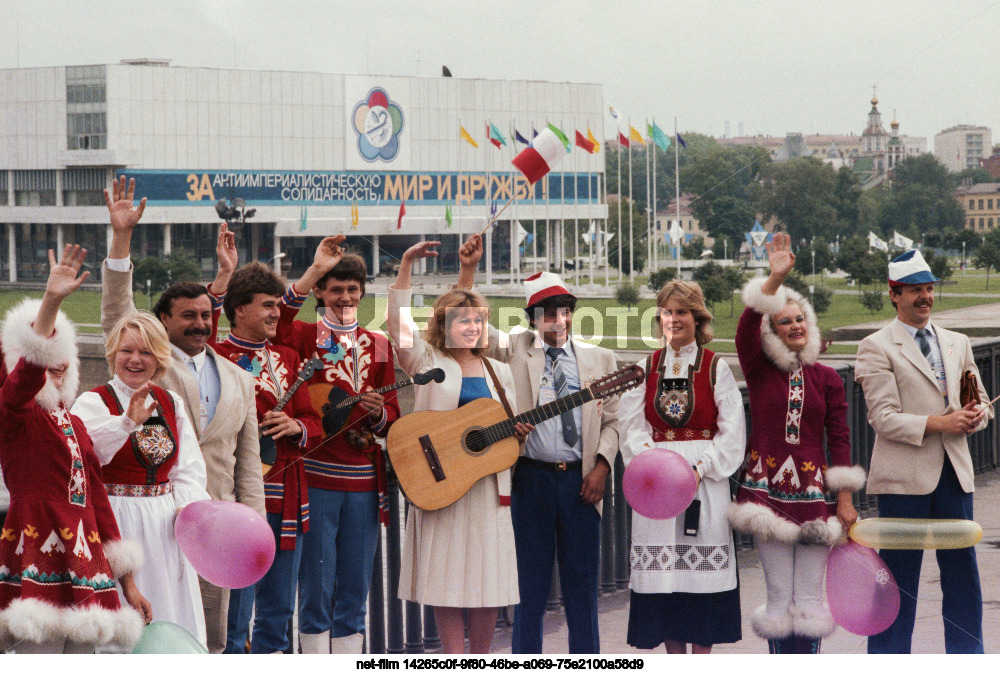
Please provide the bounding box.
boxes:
[617,280,746,653]
[387,240,532,654]
[73,312,211,646]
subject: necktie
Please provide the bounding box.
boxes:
[915,328,932,363]
[547,348,579,447]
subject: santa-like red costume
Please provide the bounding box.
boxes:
[0,300,144,651]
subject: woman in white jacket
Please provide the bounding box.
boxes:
[387,240,532,654]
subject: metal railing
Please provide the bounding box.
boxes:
[362,337,1000,653]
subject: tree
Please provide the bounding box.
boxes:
[647,267,677,292]
[753,157,842,243]
[973,241,1000,290]
[606,198,648,274]
[953,166,997,187]
[794,238,835,277]
[700,195,756,262]
[681,236,705,259]
[133,248,201,295]
[878,154,964,238]
[693,261,743,314]
[836,236,887,290]
[860,290,884,315]
[783,271,833,316]
[614,282,640,309]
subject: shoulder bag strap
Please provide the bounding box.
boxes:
[481,358,514,419]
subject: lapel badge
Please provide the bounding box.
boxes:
[948,349,954,355]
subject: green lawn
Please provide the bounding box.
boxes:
[2,281,995,349]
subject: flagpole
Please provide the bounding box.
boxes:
[573,124,580,286]
[645,118,651,275]
[628,115,634,277]
[674,116,681,279]
[510,120,518,286]
[616,131,623,283]
[652,117,659,272]
[588,133,594,287]
[459,119,465,260]
[601,169,609,288]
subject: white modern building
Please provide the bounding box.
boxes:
[934,125,993,173]
[0,61,607,283]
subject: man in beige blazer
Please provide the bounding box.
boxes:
[855,249,991,654]
[102,177,264,653]
[457,235,619,654]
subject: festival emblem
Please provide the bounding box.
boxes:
[351,87,404,163]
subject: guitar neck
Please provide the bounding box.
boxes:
[272,377,307,413]
[340,378,415,407]
[483,388,596,442]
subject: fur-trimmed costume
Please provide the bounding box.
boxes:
[729,278,865,646]
[0,300,144,651]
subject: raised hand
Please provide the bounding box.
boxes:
[313,235,347,272]
[765,232,795,280]
[125,382,160,426]
[459,234,484,269]
[403,240,442,261]
[216,222,238,275]
[45,245,90,299]
[104,176,146,233]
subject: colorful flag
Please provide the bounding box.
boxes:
[649,122,671,151]
[608,105,619,120]
[511,128,568,184]
[351,202,358,230]
[460,125,479,148]
[397,201,406,229]
[618,131,630,148]
[574,130,595,153]
[445,204,452,228]
[676,133,688,148]
[629,126,646,146]
[587,128,600,153]
[514,129,531,146]
[547,123,571,153]
[488,122,508,148]
[868,231,887,252]
[299,205,308,232]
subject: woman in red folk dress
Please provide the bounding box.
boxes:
[728,233,866,654]
[0,245,150,654]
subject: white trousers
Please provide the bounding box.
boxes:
[13,638,94,654]
[754,540,835,639]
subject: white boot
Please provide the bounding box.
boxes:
[299,631,330,654]
[330,632,364,654]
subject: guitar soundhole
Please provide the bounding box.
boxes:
[464,429,488,454]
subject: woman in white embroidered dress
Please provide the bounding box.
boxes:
[618,280,746,653]
[72,312,211,646]
[387,240,532,654]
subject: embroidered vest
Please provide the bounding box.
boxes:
[644,347,720,442]
[94,384,180,486]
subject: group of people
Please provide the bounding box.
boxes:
[0,175,992,655]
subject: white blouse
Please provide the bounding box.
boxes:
[72,376,211,509]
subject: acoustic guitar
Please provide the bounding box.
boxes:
[386,363,645,511]
[259,357,324,476]
[315,368,446,437]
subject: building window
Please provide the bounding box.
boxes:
[989,199,994,209]
[66,83,106,104]
[970,200,975,209]
[13,170,56,206]
[979,199,984,209]
[990,218,995,228]
[970,218,975,227]
[981,218,986,229]
[63,191,104,206]
[66,65,107,151]
[67,112,107,150]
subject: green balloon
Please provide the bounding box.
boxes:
[133,621,208,654]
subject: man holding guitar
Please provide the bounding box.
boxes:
[271,237,400,654]
[457,235,621,655]
[212,262,322,654]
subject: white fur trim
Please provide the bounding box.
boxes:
[752,605,794,639]
[0,598,143,649]
[741,277,788,316]
[1,298,80,408]
[755,283,822,373]
[799,517,845,547]
[792,605,836,638]
[824,465,867,494]
[728,502,802,544]
[102,538,144,577]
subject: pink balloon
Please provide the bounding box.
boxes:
[174,500,275,589]
[825,541,900,636]
[622,448,698,520]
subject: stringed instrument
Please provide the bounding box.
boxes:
[386,363,645,511]
[318,368,445,437]
[259,357,324,476]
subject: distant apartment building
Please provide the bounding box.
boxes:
[956,182,1000,233]
[657,193,713,246]
[935,125,993,172]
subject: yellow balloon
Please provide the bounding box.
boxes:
[849,518,983,550]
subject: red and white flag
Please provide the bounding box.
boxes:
[397,201,406,229]
[511,128,567,185]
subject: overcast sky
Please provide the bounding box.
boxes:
[3,0,998,143]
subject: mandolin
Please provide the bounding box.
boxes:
[259,357,324,476]
[318,368,445,437]
[387,363,645,511]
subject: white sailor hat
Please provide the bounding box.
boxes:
[888,249,939,287]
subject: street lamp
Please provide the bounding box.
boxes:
[962,241,966,274]
[811,249,816,281]
[215,197,257,230]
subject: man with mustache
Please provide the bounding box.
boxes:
[101,176,265,653]
[856,249,992,653]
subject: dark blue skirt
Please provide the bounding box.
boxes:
[626,586,742,649]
